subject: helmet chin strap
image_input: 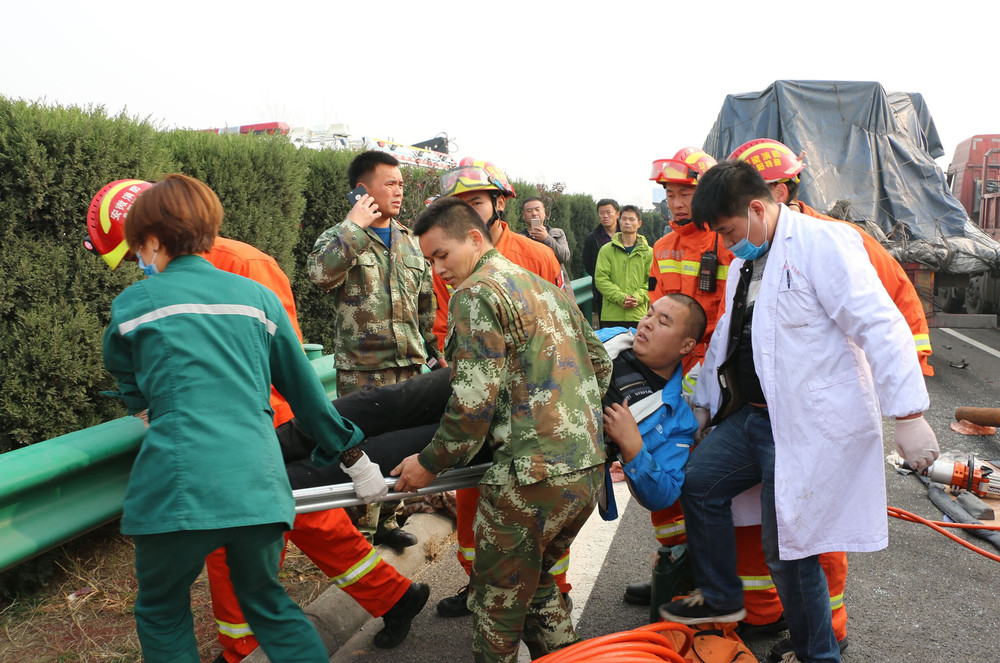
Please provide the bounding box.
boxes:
[486,193,503,227]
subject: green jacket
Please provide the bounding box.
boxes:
[417,250,612,486]
[307,218,439,370]
[594,233,653,322]
[103,255,363,535]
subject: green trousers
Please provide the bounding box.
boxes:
[132,523,327,663]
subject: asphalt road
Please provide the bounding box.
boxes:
[329,326,1000,662]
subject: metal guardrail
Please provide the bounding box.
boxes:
[0,279,595,574]
[0,346,339,574]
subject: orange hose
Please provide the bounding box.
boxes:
[888,506,1000,563]
[535,622,693,662]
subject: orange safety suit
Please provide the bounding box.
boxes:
[203,237,411,663]
[432,222,571,594]
[795,202,933,376]
[645,222,734,552]
[648,221,734,375]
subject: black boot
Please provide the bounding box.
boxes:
[373,582,430,649]
[623,581,651,605]
[436,583,472,618]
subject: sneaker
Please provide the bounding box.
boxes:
[766,635,849,662]
[737,613,788,638]
[436,584,471,618]
[623,581,651,606]
[373,582,430,649]
[658,589,746,624]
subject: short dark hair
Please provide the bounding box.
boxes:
[665,292,707,342]
[521,196,544,210]
[781,178,800,202]
[691,160,773,230]
[414,196,493,244]
[620,204,641,219]
[347,150,400,188]
[126,173,222,256]
[596,198,620,212]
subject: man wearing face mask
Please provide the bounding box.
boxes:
[659,160,938,663]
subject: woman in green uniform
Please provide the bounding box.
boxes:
[102,174,383,663]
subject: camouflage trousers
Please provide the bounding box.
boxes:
[337,364,422,539]
[471,466,602,663]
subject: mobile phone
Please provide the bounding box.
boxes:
[698,251,718,292]
[529,217,542,231]
[347,184,368,206]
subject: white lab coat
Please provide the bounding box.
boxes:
[693,205,929,560]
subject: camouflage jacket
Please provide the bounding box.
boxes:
[307,218,438,370]
[418,249,612,485]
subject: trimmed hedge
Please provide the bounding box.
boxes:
[0,98,641,453]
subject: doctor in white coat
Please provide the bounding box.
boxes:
[659,161,938,663]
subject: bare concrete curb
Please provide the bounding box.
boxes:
[244,512,456,662]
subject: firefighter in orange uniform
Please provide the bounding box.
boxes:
[428,159,571,619]
[622,149,734,606]
[723,139,934,659]
[86,180,427,663]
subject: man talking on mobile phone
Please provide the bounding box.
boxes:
[307,150,440,549]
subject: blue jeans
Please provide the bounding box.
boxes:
[681,404,841,663]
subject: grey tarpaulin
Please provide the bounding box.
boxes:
[702,80,1000,273]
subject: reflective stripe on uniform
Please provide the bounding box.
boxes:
[740,574,776,591]
[118,303,278,336]
[654,520,685,540]
[459,545,476,562]
[657,259,682,275]
[216,619,253,638]
[657,259,728,281]
[682,372,697,396]
[549,551,570,576]
[330,549,381,589]
[830,592,844,611]
[913,333,931,352]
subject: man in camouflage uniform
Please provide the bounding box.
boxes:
[392,197,612,662]
[308,150,440,547]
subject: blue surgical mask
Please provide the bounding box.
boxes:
[136,249,160,276]
[730,203,769,261]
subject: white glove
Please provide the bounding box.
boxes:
[693,406,711,443]
[894,415,939,472]
[341,452,389,504]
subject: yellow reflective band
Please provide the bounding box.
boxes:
[830,593,844,610]
[681,260,700,275]
[739,575,776,591]
[459,545,476,561]
[549,551,571,576]
[658,259,682,275]
[913,334,931,352]
[654,521,686,538]
[682,373,697,395]
[717,265,729,280]
[216,619,253,638]
[331,549,381,588]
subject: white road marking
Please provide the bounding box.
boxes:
[518,480,632,661]
[940,328,1000,360]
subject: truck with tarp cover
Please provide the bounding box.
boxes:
[701,80,1000,322]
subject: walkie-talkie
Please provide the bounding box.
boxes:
[698,234,720,292]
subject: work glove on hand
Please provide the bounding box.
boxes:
[342,452,388,504]
[894,415,939,472]
[693,407,711,443]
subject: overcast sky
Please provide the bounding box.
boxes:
[4,1,997,210]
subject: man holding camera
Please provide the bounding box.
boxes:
[519,196,571,292]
